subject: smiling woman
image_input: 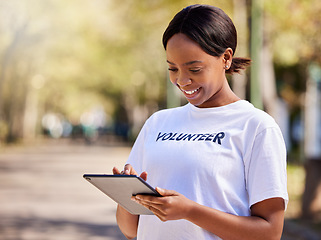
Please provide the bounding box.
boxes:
[165,33,237,108]
[113,4,288,240]
[163,5,251,75]
[162,4,250,108]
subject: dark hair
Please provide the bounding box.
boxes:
[162,4,251,74]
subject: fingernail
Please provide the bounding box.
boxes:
[131,196,140,202]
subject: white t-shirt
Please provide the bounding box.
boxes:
[126,100,288,240]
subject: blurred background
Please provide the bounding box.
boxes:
[0,0,320,239]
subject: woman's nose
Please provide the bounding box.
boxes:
[176,73,192,87]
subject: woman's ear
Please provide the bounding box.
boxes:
[223,48,233,69]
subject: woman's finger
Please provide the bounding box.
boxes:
[124,164,135,175]
[140,171,148,181]
[112,167,121,175]
[136,198,167,219]
[133,195,164,206]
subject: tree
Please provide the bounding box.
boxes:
[265,0,321,220]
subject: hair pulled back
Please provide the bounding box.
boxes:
[162,4,251,74]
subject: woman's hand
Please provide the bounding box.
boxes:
[113,164,147,181]
[132,187,194,222]
[133,189,285,240]
[112,164,147,239]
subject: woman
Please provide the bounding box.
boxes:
[113,4,288,240]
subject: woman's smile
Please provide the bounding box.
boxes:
[181,87,201,97]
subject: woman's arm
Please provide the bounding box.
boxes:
[186,197,284,240]
[133,188,285,240]
[115,205,139,239]
[113,165,148,239]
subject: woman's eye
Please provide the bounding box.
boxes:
[190,68,201,73]
[168,68,178,72]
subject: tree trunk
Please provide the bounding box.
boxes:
[302,159,321,220]
[231,0,248,99]
[301,63,321,220]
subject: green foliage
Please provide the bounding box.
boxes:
[265,0,321,65]
[286,163,305,218]
[0,0,319,142]
[264,0,321,123]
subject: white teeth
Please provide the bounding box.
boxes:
[184,88,199,95]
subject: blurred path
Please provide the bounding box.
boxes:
[0,139,130,240]
[0,139,320,240]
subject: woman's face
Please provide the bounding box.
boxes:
[166,33,231,108]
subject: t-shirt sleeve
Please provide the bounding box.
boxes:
[245,127,289,208]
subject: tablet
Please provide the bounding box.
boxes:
[83,174,162,215]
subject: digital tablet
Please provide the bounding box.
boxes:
[83,174,162,215]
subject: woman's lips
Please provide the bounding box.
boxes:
[181,87,200,98]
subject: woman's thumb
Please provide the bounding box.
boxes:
[140,171,148,181]
[156,187,175,196]
[155,187,164,195]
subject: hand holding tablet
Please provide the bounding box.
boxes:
[83,174,162,215]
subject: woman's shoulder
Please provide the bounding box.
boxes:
[237,101,280,132]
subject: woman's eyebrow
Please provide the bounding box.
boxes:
[166,60,203,65]
[184,60,203,66]
[166,60,175,65]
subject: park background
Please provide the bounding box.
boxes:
[0,0,320,239]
